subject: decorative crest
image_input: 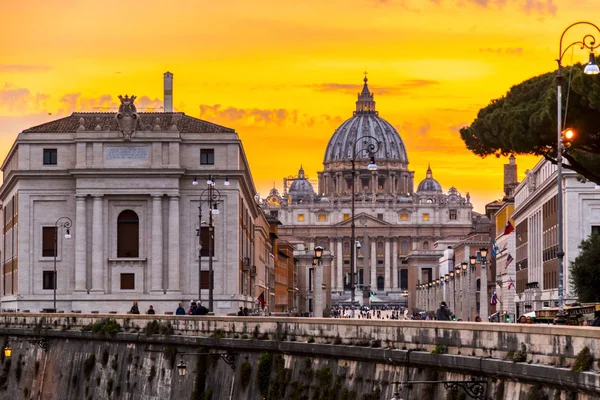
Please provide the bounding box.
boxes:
[115,94,139,141]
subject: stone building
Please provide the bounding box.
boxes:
[262,77,474,309]
[511,158,600,316]
[0,90,262,315]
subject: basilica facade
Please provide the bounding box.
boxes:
[262,78,475,309]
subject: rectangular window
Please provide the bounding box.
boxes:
[200,149,215,165]
[270,210,279,218]
[377,260,383,265]
[343,213,350,221]
[297,214,305,222]
[43,271,55,290]
[449,210,457,220]
[42,227,56,257]
[422,213,430,221]
[43,149,57,165]
[309,268,313,291]
[318,213,327,222]
[120,273,135,290]
[592,225,600,235]
[399,269,408,290]
[200,271,213,289]
[199,226,214,257]
[377,213,384,220]
[400,213,408,221]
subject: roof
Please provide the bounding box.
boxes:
[22,112,235,134]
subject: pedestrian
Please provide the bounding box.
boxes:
[188,301,197,315]
[130,301,140,314]
[243,307,249,316]
[435,301,452,321]
[237,307,244,316]
[147,305,156,314]
[175,302,186,315]
[193,302,208,315]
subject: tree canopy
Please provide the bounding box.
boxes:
[460,65,600,184]
[570,232,600,303]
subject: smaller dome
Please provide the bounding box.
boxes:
[289,165,315,202]
[417,165,442,192]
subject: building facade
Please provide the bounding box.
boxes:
[0,93,262,315]
[511,158,600,317]
[262,77,475,309]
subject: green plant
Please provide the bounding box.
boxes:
[432,344,446,355]
[572,346,594,372]
[145,320,161,336]
[163,346,178,368]
[559,355,566,366]
[513,344,527,363]
[107,378,114,396]
[256,353,273,396]
[83,354,96,380]
[308,337,315,343]
[240,362,252,389]
[210,330,225,339]
[370,339,381,348]
[333,335,342,345]
[253,325,260,339]
[241,334,249,339]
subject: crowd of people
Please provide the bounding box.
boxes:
[128,300,209,315]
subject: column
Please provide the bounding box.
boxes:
[336,239,343,292]
[384,239,391,291]
[392,239,398,289]
[370,240,377,291]
[168,196,180,291]
[91,196,103,292]
[481,261,488,320]
[75,196,87,291]
[151,195,163,291]
[314,261,323,317]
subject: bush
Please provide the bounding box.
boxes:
[240,362,252,389]
[83,354,96,380]
[513,344,527,363]
[82,319,122,335]
[432,344,446,355]
[256,353,273,396]
[572,346,594,372]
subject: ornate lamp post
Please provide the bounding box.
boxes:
[349,136,380,306]
[555,22,600,324]
[478,247,488,321]
[53,217,72,312]
[193,175,228,312]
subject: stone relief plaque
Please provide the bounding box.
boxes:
[106,146,149,161]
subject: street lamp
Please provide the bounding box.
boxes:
[349,136,380,306]
[3,346,11,358]
[449,270,455,313]
[53,217,72,313]
[555,21,600,324]
[177,358,187,377]
[192,175,225,312]
[478,247,488,321]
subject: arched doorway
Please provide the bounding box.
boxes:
[117,210,139,257]
[377,276,384,291]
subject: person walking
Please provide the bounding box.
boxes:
[176,302,186,315]
[435,301,452,321]
[130,301,140,314]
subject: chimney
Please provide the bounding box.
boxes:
[163,72,173,112]
[503,155,518,199]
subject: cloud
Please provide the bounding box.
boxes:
[0,65,52,73]
[370,0,557,15]
[198,104,343,128]
[309,80,439,95]
[0,83,50,113]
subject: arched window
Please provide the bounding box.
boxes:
[476,278,481,292]
[377,241,384,256]
[377,276,384,291]
[117,210,139,258]
[423,241,430,250]
[401,240,409,255]
[343,241,350,256]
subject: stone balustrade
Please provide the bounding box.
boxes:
[1,312,599,368]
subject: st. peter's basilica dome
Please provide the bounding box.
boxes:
[417,165,442,192]
[323,77,409,165]
[288,165,315,202]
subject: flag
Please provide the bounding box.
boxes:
[503,221,515,236]
[506,253,514,267]
[491,291,498,305]
[491,240,500,257]
[508,278,515,290]
[257,292,265,309]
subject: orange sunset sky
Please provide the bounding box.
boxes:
[1,0,598,212]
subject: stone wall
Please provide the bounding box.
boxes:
[0,314,599,399]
